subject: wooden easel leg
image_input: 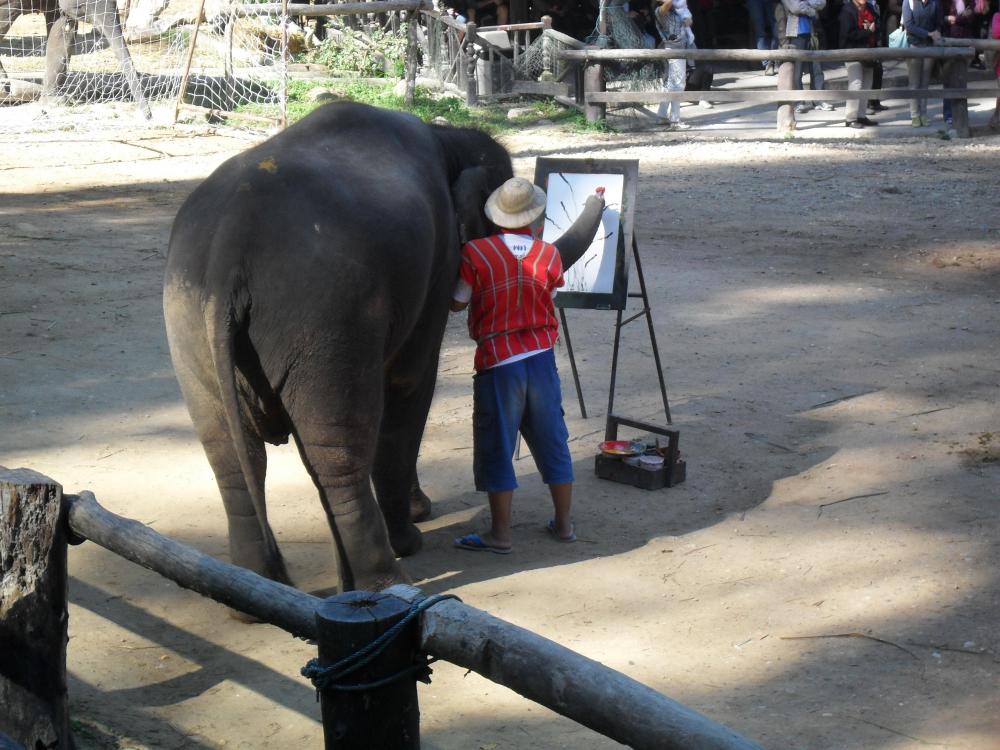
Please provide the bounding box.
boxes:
[605,308,624,441]
[632,237,671,424]
[559,307,587,419]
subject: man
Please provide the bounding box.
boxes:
[451,177,604,553]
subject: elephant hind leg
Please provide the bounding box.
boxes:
[167,317,290,585]
[202,432,290,585]
[284,355,406,594]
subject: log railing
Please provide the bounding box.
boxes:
[0,468,764,750]
[558,39,1000,137]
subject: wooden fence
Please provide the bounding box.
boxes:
[0,467,763,750]
[556,41,1000,137]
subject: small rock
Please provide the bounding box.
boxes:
[507,106,537,120]
[432,116,450,127]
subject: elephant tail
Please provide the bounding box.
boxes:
[205,289,271,541]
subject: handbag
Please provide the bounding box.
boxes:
[888,25,908,48]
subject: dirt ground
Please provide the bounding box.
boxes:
[2,109,1000,750]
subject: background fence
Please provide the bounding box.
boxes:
[3,0,997,136]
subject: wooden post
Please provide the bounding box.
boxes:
[776,59,795,135]
[314,591,420,749]
[583,61,605,123]
[0,468,73,750]
[172,0,206,124]
[464,22,479,105]
[539,16,553,81]
[943,58,970,137]
[403,9,418,106]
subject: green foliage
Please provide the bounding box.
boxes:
[304,26,410,78]
[282,79,586,134]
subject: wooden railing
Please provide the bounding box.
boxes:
[0,468,764,749]
[558,39,1000,137]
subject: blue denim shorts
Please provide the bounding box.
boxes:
[472,348,574,493]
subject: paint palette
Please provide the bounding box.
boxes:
[599,440,643,457]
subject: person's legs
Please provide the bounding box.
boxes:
[792,35,810,112]
[746,0,773,69]
[463,362,526,549]
[547,483,573,538]
[809,60,825,92]
[845,60,862,120]
[907,57,921,120]
[868,61,885,109]
[486,490,514,546]
[666,57,686,122]
[518,350,574,537]
[860,63,873,115]
[920,58,933,119]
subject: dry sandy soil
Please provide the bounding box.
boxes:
[2,106,999,750]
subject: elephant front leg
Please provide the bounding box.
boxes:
[372,327,447,557]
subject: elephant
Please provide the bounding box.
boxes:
[0,0,150,117]
[163,101,605,597]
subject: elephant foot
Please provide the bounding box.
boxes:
[231,546,293,587]
[389,522,423,558]
[357,568,412,593]
[409,485,433,523]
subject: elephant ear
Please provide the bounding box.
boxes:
[451,165,494,245]
[552,194,606,270]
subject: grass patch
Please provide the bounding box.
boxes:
[272,78,599,133]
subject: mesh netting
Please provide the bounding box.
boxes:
[0,0,292,131]
[591,2,663,86]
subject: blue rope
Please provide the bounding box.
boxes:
[301,593,461,694]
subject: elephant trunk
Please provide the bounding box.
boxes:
[552,194,605,270]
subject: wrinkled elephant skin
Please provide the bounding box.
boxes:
[164,102,604,595]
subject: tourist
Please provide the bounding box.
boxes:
[655,0,696,128]
[776,0,836,115]
[903,0,943,127]
[840,0,881,126]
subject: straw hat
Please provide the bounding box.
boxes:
[484,177,547,229]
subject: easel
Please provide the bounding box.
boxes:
[557,234,687,490]
[559,234,685,489]
[559,233,671,431]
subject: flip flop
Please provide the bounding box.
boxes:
[546,519,577,543]
[453,533,512,554]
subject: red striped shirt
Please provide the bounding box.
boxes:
[459,234,564,372]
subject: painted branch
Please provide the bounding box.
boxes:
[0,469,73,750]
[586,87,996,103]
[559,46,974,63]
[65,492,322,639]
[386,585,764,750]
[231,0,427,17]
